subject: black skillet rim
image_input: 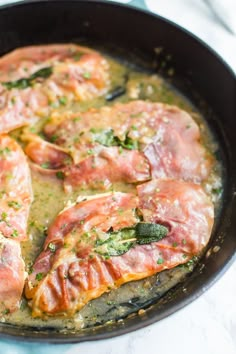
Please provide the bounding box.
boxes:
[0,0,235,344]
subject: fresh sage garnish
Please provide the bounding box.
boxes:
[95,222,168,257]
[1,66,53,90]
[135,223,169,245]
[94,129,139,150]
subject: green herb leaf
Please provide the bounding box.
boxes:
[83,71,91,79]
[50,134,58,143]
[35,272,43,281]
[56,171,65,180]
[0,147,11,156]
[135,223,168,245]
[94,129,139,150]
[58,96,67,106]
[2,66,53,90]
[2,308,10,315]
[95,222,168,258]
[7,201,22,210]
[10,229,19,238]
[41,162,50,169]
[119,132,139,150]
[212,187,223,195]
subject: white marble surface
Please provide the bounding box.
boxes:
[0,1,235,353]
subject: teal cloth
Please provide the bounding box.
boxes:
[0,340,72,353]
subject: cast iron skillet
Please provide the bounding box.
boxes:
[0,0,235,343]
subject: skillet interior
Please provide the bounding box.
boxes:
[0,0,235,343]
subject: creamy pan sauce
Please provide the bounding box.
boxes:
[0,45,222,330]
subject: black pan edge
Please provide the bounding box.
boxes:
[0,0,235,344]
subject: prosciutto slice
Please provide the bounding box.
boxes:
[0,135,32,241]
[0,236,25,312]
[25,180,213,317]
[23,134,151,191]
[0,44,110,133]
[44,101,212,182]
[63,147,151,192]
[0,135,32,312]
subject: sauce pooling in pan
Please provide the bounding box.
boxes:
[0,44,222,330]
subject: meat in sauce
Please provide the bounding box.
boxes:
[0,135,32,312]
[0,44,222,329]
[25,180,213,317]
[0,44,110,133]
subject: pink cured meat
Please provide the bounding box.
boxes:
[25,179,214,317]
[137,179,214,254]
[23,135,151,191]
[0,44,110,133]
[0,134,32,312]
[44,101,212,182]
[25,192,139,306]
[0,236,25,312]
[0,134,32,241]
[63,146,151,192]
[24,135,72,170]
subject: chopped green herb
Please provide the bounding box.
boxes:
[180,256,198,271]
[49,101,59,108]
[2,308,10,315]
[94,129,139,150]
[87,149,94,155]
[1,212,7,221]
[27,262,33,274]
[35,273,44,281]
[56,171,65,180]
[212,187,223,195]
[29,126,37,133]
[83,71,91,79]
[7,201,22,210]
[107,301,116,306]
[157,258,164,264]
[172,242,178,248]
[89,128,97,133]
[11,229,19,238]
[58,96,67,106]
[73,117,81,122]
[0,147,11,156]
[50,134,58,142]
[41,162,50,169]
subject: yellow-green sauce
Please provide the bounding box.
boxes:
[1,54,222,331]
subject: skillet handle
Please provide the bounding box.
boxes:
[128,0,149,11]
